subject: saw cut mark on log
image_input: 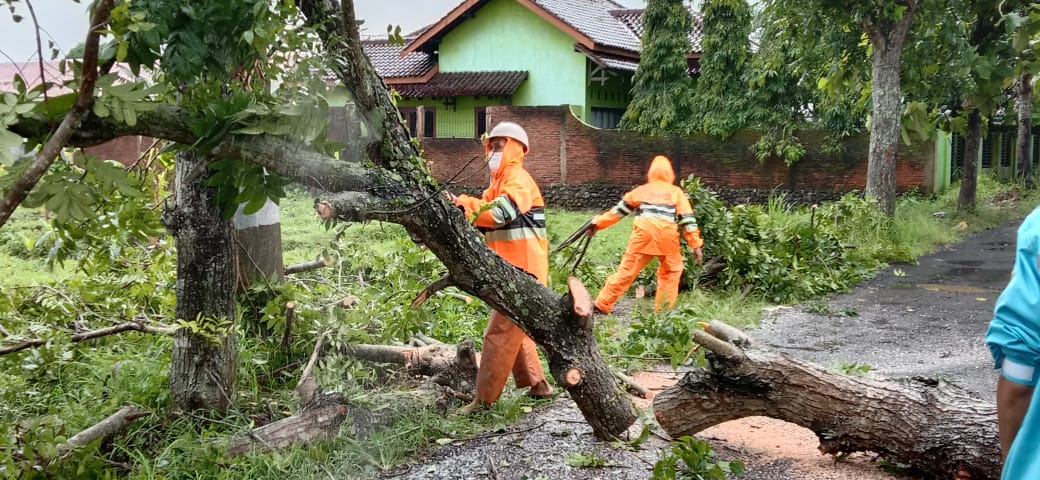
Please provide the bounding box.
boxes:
[0,321,176,356]
[562,368,584,388]
[653,320,1003,480]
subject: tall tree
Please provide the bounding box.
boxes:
[620,0,695,134]
[762,0,928,216]
[690,0,752,138]
[3,0,637,439]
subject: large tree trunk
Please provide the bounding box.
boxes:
[300,0,637,440]
[164,151,238,412]
[862,5,918,217]
[8,0,638,440]
[653,321,1001,480]
[959,110,983,213]
[1016,73,1032,181]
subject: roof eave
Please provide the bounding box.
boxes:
[401,0,597,57]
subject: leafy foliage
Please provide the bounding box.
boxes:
[620,0,696,133]
[651,435,745,480]
[683,177,879,303]
[689,0,752,138]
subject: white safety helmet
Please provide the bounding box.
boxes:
[484,122,530,153]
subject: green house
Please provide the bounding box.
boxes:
[361,0,702,137]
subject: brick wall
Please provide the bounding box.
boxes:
[84,136,154,166]
[422,105,933,195]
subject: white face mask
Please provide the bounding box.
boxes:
[487,152,503,173]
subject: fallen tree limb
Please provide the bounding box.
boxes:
[0,321,176,356]
[57,404,149,459]
[653,321,1001,480]
[340,339,478,393]
[285,255,335,274]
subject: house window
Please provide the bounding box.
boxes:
[398,106,436,138]
[981,135,992,169]
[475,107,487,138]
[590,107,625,129]
[1000,133,1013,167]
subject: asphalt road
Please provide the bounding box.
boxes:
[754,220,1021,401]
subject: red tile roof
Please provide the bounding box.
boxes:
[390,71,527,98]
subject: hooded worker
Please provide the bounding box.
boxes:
[448,122,553,413]
[590,155,703,314]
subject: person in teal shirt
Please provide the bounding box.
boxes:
[986,204,1040,478]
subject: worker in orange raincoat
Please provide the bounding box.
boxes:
[590,155,704,314]
[447,122,553,414]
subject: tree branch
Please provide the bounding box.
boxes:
[10,104,382,194]
[0,0,114,229]
[285,255,335,274]
[56,404,149,459]
[0,321,176,356]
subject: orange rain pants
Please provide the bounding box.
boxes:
[593,155,703,314]
[454,138,549,404]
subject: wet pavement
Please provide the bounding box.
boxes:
[754,220,1019,401]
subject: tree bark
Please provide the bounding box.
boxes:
[653,324,1001,480]
[862,5,918,217]
[164,151,238,412]
[1016,73,1032,180]
[7,0,639,440]
[959,110,982,213]
[341,340,479,394]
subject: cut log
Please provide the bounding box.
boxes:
[284,255,335,274]
[653,321,1001,480]
[341,339,479,393]
[227,391,347,457]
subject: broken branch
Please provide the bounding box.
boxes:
[56,403,148,459]
[410,274,454,308]
[0,321,176,356]
[285,255,335,274]
[0,0,114,229]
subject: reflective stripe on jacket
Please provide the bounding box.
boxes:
[455,139,549,284]
[592,155,703,256]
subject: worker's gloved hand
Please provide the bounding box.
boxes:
[586,217,600,237]
[693,247,703,265]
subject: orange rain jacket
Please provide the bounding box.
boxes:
[592,155,703,313]
[454,139,549,283]
[453,138,549,404]
[593,155,702,253]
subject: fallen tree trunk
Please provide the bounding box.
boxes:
[653,321,1001,480]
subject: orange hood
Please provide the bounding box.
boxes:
[647,155,676,184]
[487,138,526,178]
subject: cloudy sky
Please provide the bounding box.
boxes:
[0,0,649,63]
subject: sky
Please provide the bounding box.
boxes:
[0,0,649,63]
